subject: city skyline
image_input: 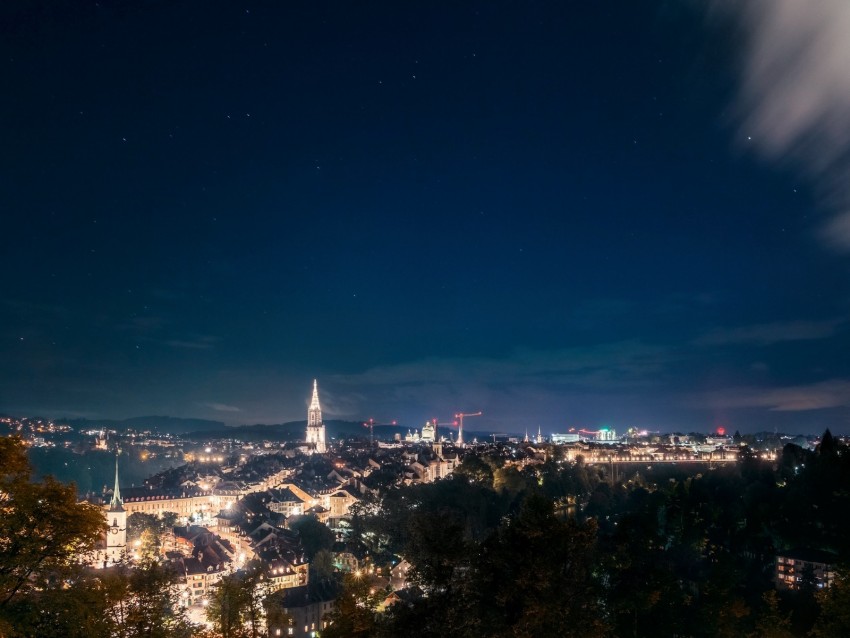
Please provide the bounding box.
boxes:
[4,2,850,434]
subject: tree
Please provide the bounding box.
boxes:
[492,465,534,495]
[404,507,470,590]
[127,512,160,541]
[312,549,336,582]
[459,494,609,637]
[206,563,267,638]
[127,511,179,559]
[810,570,850,637]
[288,516,335,560]
[453,455,494,487]
[750,590,793,638]
[121,558,193,638]
[2,559,192,638]
[0,436,105,610]
[322,572,383,638]
[817,429,837,457]
[1,569,118,638]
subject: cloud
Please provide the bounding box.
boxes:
[202,402,241,413]
[164,336,220,350]
[712,0,850,250]
[694,319,842,346]
[690,378,850,412]
[334,340,673,391]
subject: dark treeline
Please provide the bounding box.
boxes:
[328,432,850,637]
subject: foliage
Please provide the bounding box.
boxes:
[127,512,178,558]
[809,569,850,637]
[453,455,495,487]
[288,515,335,560]
[312,548,336,582]
[206,562,267,638]
[457,494,609,637]
[0,436,105,609]
[339,430,850,637]
[2,560,192,638]
[321,571,385,638]
[118,558,194,638]
[750,590,794,638]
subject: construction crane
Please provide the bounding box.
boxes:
[455,411,482,447]
[362,418,398,445]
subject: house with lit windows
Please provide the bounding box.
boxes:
[266,580,339,638]
[776,548,836,590]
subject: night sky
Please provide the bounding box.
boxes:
[3,1,850,434]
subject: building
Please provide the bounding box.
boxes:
[250,526,310,593]
[776,548,836,590]
[172,526,234,605]
[420,421,436,443]
[323,486,360,519]
[596,428,618,443]
[269,487,307,517]
[103,457,127,566]
[305,380,327,454]
[403,444,458,484]
[119,488,225,521]
[551,433,580,444]
[267,581,339,638]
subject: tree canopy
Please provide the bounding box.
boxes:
[0,437,105,613]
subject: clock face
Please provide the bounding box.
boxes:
[110,527,119,534]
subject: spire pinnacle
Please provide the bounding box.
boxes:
[307,379,323,428]
[110,456,124,511]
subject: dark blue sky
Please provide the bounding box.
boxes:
[3,1,850,434]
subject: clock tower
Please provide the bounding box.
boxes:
[104,456,127,565]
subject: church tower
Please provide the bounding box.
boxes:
[104,456,127,565]
[305,379,327,454]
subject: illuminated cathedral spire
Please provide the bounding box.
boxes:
[308,379,322,427]
[306,379,327,454]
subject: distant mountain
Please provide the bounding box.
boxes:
[61,415,228,434]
